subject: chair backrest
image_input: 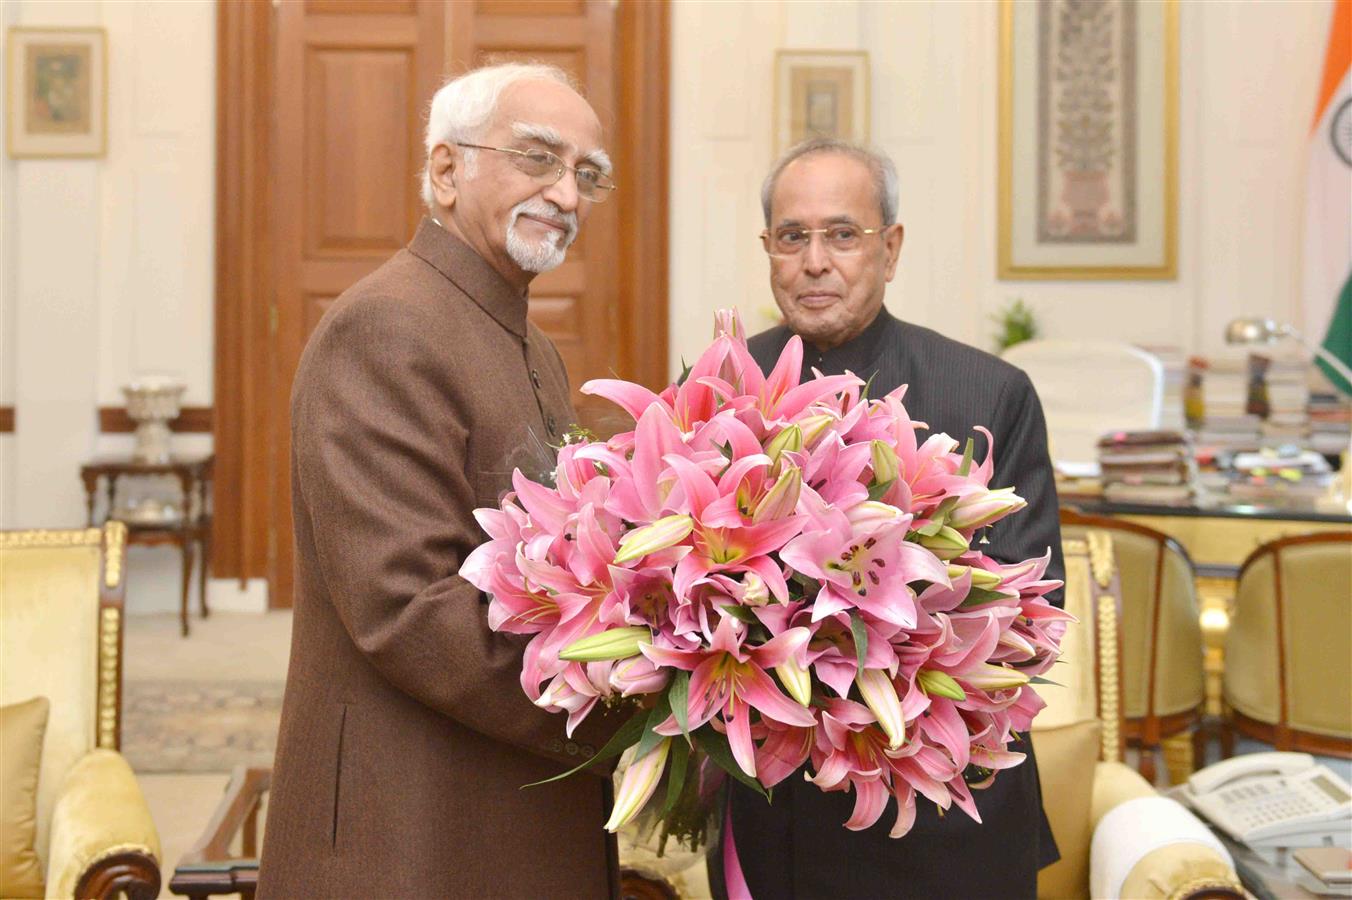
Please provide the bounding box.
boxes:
[1225,532,1352,747]
[0,523,127,864]
[1061,509,1204,736]
[1002,340,1164,467]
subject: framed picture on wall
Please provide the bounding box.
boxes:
[5,27,107,159]
[774,50,869,155]
[998,0,1177,280]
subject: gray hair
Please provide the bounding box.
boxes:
[421,62,576,210]
[760,138,899,227]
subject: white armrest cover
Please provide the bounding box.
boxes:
[1089,796,1231,899]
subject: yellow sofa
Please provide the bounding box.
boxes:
[1035,528,1242,899]
[0,524,161,899]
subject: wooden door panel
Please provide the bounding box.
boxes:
[305,49,419,256]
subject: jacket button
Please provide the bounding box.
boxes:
[580,744,595,758]
[531,368,542,389]
[548,738,564,753]
[565,741,579,756]
[546,414,557,436]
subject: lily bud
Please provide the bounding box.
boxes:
[713,308,746,340]
[753,466,802,522]
[741,571,771,607]
[605,737,673,832]
[614,514,693,564]
[560,626,652,662]
[856,668,905,750]
[775,658,813,707]
[870,440,900,486]
[996,631,1037,661]
[947,564,1003,591]
[765,424,803,464]
[795,413,836,448]
[959,663,1031,691]
[918,526,970,560]
[947,487,1026,530]
[609,655,671,696]
[917,669,967,701]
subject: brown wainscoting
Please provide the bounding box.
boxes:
[0,406,13,433]
[98,407,214,434]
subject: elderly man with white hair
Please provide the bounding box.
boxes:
[258,63,624,899]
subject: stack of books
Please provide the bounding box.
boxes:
[1097,430,1195,506]
[1193,358,1261,450]
[1257,355,1311,441]
[1224,448,1335,506]
[1309,389,1352,456]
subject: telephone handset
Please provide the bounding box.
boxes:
[1184,752,1352,855]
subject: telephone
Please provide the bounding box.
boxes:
[1183,752,1352,863]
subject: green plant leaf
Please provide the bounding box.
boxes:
[658,737,690,818]
[957,438,975,477]
[523,708,645,788]
[718,604,759,624]
[633,691,674,762]
[850,612,869,670]
[669,670,691,739]
[1029,675,1065,687]
[959,586,1016,609]
[867,478,895,502]
[695,728,769,800]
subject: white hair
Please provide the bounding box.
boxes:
[761,138,900,227]
[421,62,576,210]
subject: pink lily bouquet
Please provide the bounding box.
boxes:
[462,309,1069,847]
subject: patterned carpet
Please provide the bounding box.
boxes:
[122,679,282,774]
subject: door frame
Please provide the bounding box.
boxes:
[212,0,670,602]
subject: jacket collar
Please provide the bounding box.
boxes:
[408,217,528,338]
[800,306,896,378]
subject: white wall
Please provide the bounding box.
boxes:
[668,0,1333,375]
[0,0,249,613]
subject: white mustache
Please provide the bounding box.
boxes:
[511,199,578,247]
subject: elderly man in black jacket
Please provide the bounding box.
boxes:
[714,138,1064,900]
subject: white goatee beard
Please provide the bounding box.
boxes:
[505,199,578,274]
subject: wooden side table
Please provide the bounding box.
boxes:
[80,454,213,636]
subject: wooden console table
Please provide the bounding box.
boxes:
[80,454,213,636]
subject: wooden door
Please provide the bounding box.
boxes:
[215,0,668,607]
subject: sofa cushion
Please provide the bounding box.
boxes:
[1,696,49,898]
[1033,719,1101,900]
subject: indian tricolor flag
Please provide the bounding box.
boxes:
[1304,0,1352,395]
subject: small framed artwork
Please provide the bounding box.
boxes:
[998,0,1177,280]
[774,50,869,155]
[5,27,107,159]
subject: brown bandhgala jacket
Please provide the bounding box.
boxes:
[258,219,623,899]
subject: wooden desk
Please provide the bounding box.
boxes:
[80,455,213,636]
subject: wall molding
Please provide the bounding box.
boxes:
[0,406,13,434]
[98,406,214,433]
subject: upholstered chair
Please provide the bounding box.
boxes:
[1061,509,1207,783]
[1223,532,1352,758]
[1035,526,1241,900]
[0,523,161,899]
[1001,340,1164,467]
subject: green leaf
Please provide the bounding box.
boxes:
[669,670,691,739]
[959,586,1017,609]
[718,604,759,624]
[1029,675,1065,687]
[860,370,878,401]
[850,612,869,670]
[957,438,976,477]
[523,708,645,788]
[695,728,769,800]
[658,737,690,818]
[633,691,673,761]
[867,478,895,502]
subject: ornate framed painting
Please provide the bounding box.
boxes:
[774,50,869,156]
[999,0,1177,280]
[5,27,107,159]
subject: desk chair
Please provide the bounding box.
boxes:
[1002,340,1164,467]
[1223,532,1352,758]
[1061,509,1207,784]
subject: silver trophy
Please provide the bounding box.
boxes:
[122,375,185,465]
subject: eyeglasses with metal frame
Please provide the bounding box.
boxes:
[759,223,889,258]
[455,142,616,203]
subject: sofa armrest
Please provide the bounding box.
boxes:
[45,749,161,900]
[1090,760,1157,828]
[1089,795,1243,900]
